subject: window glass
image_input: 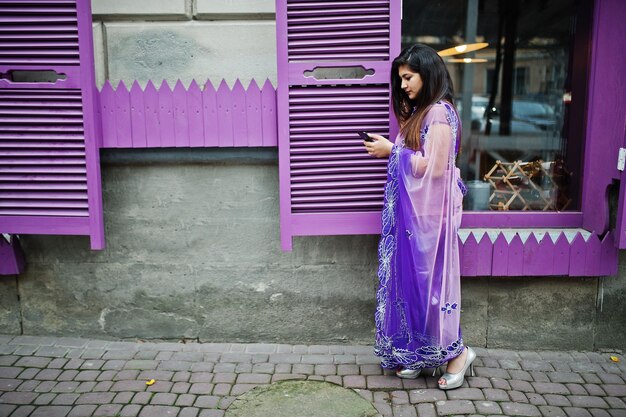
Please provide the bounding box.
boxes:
[402,0,592,212]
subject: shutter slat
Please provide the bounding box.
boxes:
[0,181,86,189]
[0,208,87,216]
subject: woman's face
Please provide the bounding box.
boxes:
[398,64,423,100]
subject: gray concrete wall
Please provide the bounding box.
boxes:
[1,152,625,350]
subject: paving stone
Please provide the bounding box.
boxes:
[212,383,231,396]
[220,353,252,363]
[582,384,605,396]
[526,392,548,406]
[300,355,333,364]
[176,394,197,407]
[113,392,135,403]
[80,360,105,370]
[344,375,366,389]
[74,392,115,404]
[138,370,174,381]
[34,381,56,393]
[367,375,403,389]
[34,392,56,405]
[268,354,301,364]
[467,376,491,388]
[409,388,446,403]
[64,359,84,370]
[124,360,158,370]
[274,364,291,374]
[132,392,153,404]
[581,373,602,384]
[75,370,101,381]
[563,407,593,417]
[102,350,136,360]
[172,352,204,362]
[189,383,214,394]
[475,401,503,415]
[15,380,39,392]
[390,390,409,405]
[568,396,609,409]
[333,354,356,364]
[251,363,274,374]
[499,359,522,369]
[236,373,271,384]
[179,407,200,417]
[75,382,98,393]
[314,364,336,376]
[0,356,18,366]
[0,405,16,416]
[113,370,140,381]
[271,373,306,382]
[0,378,20,391]
[96,370,117,381]
[474,367,510,379]
[402,378,428,390]
[52,394,80,405]
[484,388,510,401]
[435,399,476,415]
[135,351,158,360]
[138,406,181,417]
[608,410,626,417]
[532,382,570,395]
[500,402,541,416]
[7,405,35,417]
[218,396,235,410]
[172,382,191,394]
[17,368,40,379]
[511,379,536,392]
[230,384,258,396]
[509,390,529,403]
[545,394,572,407]
[491,377,512,389]
[589,409,611,417]
[213,364,236,373]
[522,361,555,372]
[392,404,417,417]
[531,372,551,382]
[156,352,174,361]
[417,403,438,417]
[538,405,567,417]
[601,384,626,396]
[103,360,126,371]
[194,395,220,408]
[151,392,178,406]
[198,410,224,417]
[190,372,214,383]
[81,349,106,360]
[566,384,589,395]
[446,388,484,400]
[48,359,69,369]
[356,355,380,365]
[373,401,392,415]
[94,404,124,416]
[597,373,624,384]
[14,357,52,368]
[30,405,72,417]
[548,372,586,384]
[234,363,252,373]
[292,364,314,375]
[604,397,626,408]
[0,391,38,404]
[111,380,147,392]
[33,369,62,381]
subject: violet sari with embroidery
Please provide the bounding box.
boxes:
[374,101,465,370]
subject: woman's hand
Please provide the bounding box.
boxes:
[363,133,393,158]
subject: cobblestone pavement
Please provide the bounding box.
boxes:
[0,335,624,417]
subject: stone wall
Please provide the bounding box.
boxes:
[0,0,624,351]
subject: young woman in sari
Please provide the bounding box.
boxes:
[363,44,475,390]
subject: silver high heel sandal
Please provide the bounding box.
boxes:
[395,368,422,379]
[438,346,476,390]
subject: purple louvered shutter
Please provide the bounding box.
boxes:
[0,0,104,249]
[276,0,401,250]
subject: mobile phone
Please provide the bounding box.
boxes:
[358,131,374,142]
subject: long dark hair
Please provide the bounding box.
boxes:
[391,44,455,150]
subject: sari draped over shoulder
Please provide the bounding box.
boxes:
[374,101,465,370]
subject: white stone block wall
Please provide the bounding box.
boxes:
[90,0,277,88]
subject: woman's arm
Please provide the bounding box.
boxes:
[409,123,452,178]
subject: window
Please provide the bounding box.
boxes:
[402,0,593,215]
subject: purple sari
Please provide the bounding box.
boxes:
[374,101,465,370]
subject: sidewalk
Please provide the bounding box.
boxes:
[0,334,624,417]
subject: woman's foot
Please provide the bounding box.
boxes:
[437,346,476,390]
[395,367,422,379]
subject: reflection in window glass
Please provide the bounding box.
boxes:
[402,0,592,211]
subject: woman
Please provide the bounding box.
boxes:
[363,44,475,390]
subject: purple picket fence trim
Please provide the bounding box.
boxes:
[568,233,587,276]
[584,234,602,277]
[0,235,25,276]
[601,232,618,275]
[506,235,524,276]
[476,233,493,276]
[461,233,478,276]
[99,79,278,148]
[491,234,509,276]
[553,233,571,276]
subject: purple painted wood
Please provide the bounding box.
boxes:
[173,80,190,147]
[231,80,248,146]
[584,233,602,277]
[523,234,555,276]
[0,0,105,250]
[583,0,626,236]
[552,233,570,276]
[0,235,25,275]
[475,233,492,276]
[491,233,509,276]
[246,80,263,147]
[600,232,618,275]
[507,234,524,276]
[461,212,582,228]
[129,81,147,148]
[261,80,277,147]
[144,81,160,148]
[569,233,587,276]
[187,80,203,147]
[158,81,175,147]
[114,81,132,148]
[461,233,478,276]
[216,80,234,147]
[202,80,218,147]
[100,81,117,147]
